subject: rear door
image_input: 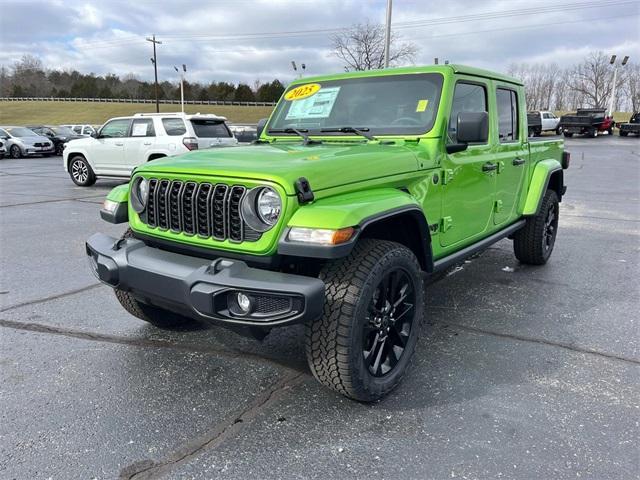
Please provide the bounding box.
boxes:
[188,118,235,149]
[493,86,527,225]
[440,79,496,247]
[123,118,156,172]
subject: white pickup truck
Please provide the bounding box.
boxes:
[527,110,562,136]
[63,112,237,186]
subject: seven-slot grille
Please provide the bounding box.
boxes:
[143,179,261,242]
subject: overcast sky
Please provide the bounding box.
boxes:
[0,0,638,85]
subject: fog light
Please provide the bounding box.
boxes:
[236,292,252,313]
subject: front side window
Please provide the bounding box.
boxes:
[100,119,131,138]
[497,88,519,143]
[131,119,155,137]
[83,126,95,135]
[162,118,187,136]
[448,82,487,143]
[268,73,443,136]
[190,120,231,138]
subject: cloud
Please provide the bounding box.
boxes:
[0,0,638,85]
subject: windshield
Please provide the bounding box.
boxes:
[268,73,443,136]
[52,126,75,135]
[7,127,38,137]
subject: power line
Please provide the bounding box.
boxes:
[71,0,637,49]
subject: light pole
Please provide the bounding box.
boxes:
[146,34,162,113]
[383,0,392,68]
[608,54,629,117]
[291,61,306,79]
[174,64,186,113]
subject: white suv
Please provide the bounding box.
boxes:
[63,113,237,186]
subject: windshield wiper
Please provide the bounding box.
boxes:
[320,126,375,141]
[268,128,322,145]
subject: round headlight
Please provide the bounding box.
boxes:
[257,187,281,226]
[131,177,148,213]
[241,186,282,232]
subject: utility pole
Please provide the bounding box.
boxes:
[608,54,629,117]
[383,0,393,68]
[146,34,162,113]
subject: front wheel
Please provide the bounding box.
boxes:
[305,239,424,402]
[9,145,22,159]
[68,155,96,186]
[556,125,563,135]
[620,130,628,137]
[588,128,598,138]
[115,289,192,328]
[55,144,64,156]
[513,190,559,265]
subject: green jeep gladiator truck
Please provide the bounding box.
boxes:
[87,65,569,401]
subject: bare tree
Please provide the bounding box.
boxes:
[330,21,417,71]
[621,63,639,112]
[569,51,615,108]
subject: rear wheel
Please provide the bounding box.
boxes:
[68,155,96,186]
[555,125,563,135]
[620,130,628,137]
[513,190,559,265]
[588,128,598,138]
[563,131,573,138]
[305,239,424,402]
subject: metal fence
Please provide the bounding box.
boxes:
[0,97,276,107]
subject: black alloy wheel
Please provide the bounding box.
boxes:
[542,201,558,254]
[363,268,416,377]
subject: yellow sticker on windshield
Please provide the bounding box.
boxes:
[416,99,429,112]
[285,83,321,101]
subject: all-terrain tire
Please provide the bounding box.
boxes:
[513,190,559,265]
[114,227,191,328]
[115,289,191,328]
[305,239,425,402]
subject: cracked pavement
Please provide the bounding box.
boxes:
[1,136,639,479]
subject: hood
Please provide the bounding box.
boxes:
[55,134,83,142]
[136,141,420,194]
[15,135,51,145]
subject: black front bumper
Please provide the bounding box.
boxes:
[86,233,325,327]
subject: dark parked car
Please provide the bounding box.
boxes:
[619,112,640,137]
[559,108,614,138]
[27,125,84,156]
[0,139,6,159]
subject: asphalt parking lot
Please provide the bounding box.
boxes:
[1,136,639,479]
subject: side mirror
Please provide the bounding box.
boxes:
[447,111,489,154]
[457,111,489,143]
[256,118,268,139]
[91,131,99,138]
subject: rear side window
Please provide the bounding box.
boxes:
[189,120,231,138]
[73,126,82,134]
[449,82,487,144]
[131,119,155,137]
[162,118,187,136]
[497,88,519,143]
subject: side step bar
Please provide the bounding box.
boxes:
[432,219,526,273]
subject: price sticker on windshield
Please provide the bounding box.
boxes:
[285,83,321,101]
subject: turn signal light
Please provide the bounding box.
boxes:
[288,227,355,245]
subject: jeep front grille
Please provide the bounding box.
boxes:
[143,179,261,243]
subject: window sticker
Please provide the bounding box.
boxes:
[284,83,321,101]
[132,122,149,136]
[416,99,429,112]
[285,87,341,120]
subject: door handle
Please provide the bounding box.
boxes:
[482,162,497,172]
[114,142,124,146]
[513,158,525,166]
[143,142,152,146]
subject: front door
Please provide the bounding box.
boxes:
[494,87,527,225]
[441,80,496,247]
[93,118,131,173]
